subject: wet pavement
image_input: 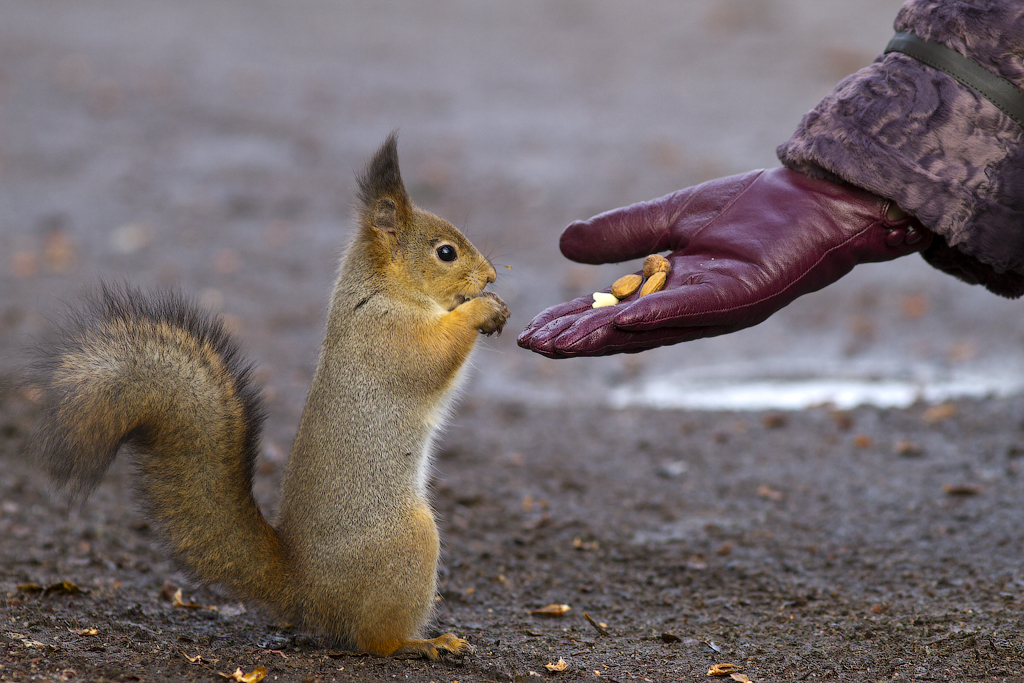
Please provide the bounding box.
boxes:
[6,0,1019,427]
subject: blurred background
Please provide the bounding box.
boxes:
[3,0,1023,454]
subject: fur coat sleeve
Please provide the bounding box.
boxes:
[776,0,1024,297]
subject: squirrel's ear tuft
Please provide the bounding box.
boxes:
[357,132,411,215]
[356,134,413,253]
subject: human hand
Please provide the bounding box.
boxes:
[518,168,930,358]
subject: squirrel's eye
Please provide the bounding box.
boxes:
[436,244,457,262]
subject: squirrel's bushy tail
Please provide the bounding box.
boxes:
[31,284,291,610]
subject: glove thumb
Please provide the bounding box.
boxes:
[559,170,764,264]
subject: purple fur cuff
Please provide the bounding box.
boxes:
[777,0,1024,296]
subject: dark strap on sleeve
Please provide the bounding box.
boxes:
[885,31,1024,129]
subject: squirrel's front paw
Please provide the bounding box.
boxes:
[474,292,510,337]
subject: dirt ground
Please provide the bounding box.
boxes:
[4,383,1024,682]
[4,1,1024,681]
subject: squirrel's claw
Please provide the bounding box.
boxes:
[390,633,474,660]
[472,291,509,337]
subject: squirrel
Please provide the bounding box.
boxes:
[29,134,510,659]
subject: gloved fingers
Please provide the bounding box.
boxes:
[519,300,739,357]
[518,260,751,357]
[517,301,620,357]
[559,170,764,265]
[518,295,594,345]
[581,253,757,331]
[558,192,684,265]
[610,275,751,332]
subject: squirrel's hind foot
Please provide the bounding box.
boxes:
[391,633,474,660]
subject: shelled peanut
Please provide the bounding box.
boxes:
[639,271,667,296]
[611,273,642,299]
[591,254,671,308]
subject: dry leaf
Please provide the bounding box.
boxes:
[900,293,929,318]
[708,662,742,676]
[756,485,784,501]
[730,674,752,683]
[572,537,599,551]
[830,411,854,431]
[11,251,39,278]
[942,483,984,496]
[853,434,874,448]
[43,230,77,273]
[543,658,568,672]
[947,340,978,363]
[848,314,875,339]
[179,650,218,665]
[43,581,83,596]
[14,636,48,649]
[218,666,267,683]
[923,403,957,424]
[522,494,547,512]
[160,580,180,602]
[16,584,43,593]
[67,627,98,636]
[894,439,924,457]
[531,603,571,616]
[707,663,742,676]
[171,588,204,610]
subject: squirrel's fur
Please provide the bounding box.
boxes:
[30,134,509,659]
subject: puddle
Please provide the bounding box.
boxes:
[607,362,1024,411]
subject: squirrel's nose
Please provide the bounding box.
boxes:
[484,262,497,284]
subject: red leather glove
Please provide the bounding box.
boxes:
[518,168,931,358]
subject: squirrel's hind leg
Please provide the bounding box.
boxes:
[367,633,474,660]
[392,633,475,659]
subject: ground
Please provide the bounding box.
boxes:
[3,1,1024,681]
[4,385,1024,682]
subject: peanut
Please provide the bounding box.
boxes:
[596,257,671,306]
[610,273,642,299]
[642,254,671,278]
[639,271,667,296]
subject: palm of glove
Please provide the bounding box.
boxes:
[518,168,930,358]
